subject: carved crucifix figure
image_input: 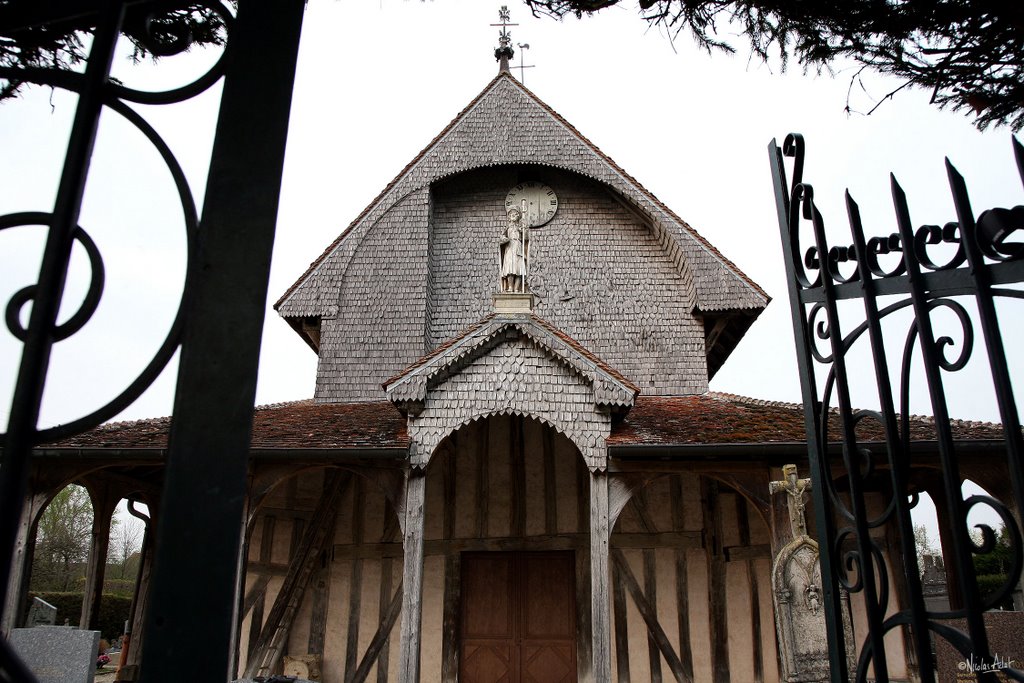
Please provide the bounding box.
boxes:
[769,464,813,538]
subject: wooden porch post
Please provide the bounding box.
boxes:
[1,492,45,636]
[590,469,612,682]
[398,468,427,682]
[81,483,119,631]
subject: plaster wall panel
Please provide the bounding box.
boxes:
[682,473,703,531]
[420,555,445,682]
[656,547,681,671]
[727,560,755,683]
[687,549,712,683]
[323,562,351,683]
[287,588,313,662]
[270,524,293,566]
[755,557,781,683]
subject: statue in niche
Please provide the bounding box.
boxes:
[499,208,528,292]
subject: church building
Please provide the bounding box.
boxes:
[14,17,1009,683]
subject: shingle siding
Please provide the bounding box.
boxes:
[428,168,707,395]
[314,188,430,403]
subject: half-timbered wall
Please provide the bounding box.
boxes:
[241,416,781,683]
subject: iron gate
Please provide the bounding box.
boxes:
[0,2,305,681]
[769,133,1024,682]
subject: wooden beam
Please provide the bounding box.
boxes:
[669,475,694,683]
[475,424,489,539]
[351,579,404,683]
[611,549,689,683]
[377,558,393,683]
[80,482,119,631]
[398,469,427,683]
[612,555,630,682]
[591,470,612,683]
[441,553,461,682]
[724,544,771,561]
[307,566,330,656]
[543,427,558,535]
[323,530,703,561]
[244,471,347,678]
[511,416,526,538]
[247,515,276,660]
[345,477,366,676]
[575,549,593,682]
[736,495,763,683]
[644,550,663,683]
[242,575,271,620]
[701,478,729,683]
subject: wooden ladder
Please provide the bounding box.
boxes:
[244,471,348,678]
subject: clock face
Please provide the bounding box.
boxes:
[505,182,558,228]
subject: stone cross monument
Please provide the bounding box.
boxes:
[769,464,833,683]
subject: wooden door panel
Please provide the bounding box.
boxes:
[460,552,577,683]
[463,553,514,638]
[522,553,574,640]
[521,643,575,683]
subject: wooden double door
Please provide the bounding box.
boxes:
[460,551,577,683]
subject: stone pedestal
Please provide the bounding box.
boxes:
[493,292,534,313]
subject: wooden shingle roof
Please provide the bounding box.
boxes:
[275,72,768,319]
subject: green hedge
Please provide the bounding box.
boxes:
[27,592,132,641]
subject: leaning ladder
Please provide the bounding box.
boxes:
[244,471,348,678]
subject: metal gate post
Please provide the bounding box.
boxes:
[139,1,305,680]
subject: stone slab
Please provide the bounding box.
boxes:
[935,612,1023,682]
[9,625,100,683]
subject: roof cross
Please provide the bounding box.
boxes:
[769,464,813,538]
[491,5,517,72]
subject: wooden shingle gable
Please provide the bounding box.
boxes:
[275,72,768,324]
[383,313,639,415]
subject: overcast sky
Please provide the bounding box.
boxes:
[2,0,1021,446]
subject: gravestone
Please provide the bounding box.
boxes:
[934,612,1024,683]
[770,464,855,682]
[9,625,100,683]
[26,596,58,627]
[921,554,950,612]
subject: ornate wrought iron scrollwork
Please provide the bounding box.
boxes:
[769,133,1024,683]
[0,0,233,676]
[0,0,230,447]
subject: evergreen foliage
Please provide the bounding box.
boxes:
[27,592,132,641]
[0,1,229,100]
[525,0,1024,130]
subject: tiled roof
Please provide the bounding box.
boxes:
[47,400,409,450]
[608,393,1008,445]
[43,393,1005,452]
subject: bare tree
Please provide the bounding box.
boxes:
[32,484,93,592]
[108,511,145,580]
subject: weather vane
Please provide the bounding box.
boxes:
[492,5,517,71]
[516,43,535,84]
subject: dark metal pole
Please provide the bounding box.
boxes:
[139,1,305,680]
[0,0,123,622]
